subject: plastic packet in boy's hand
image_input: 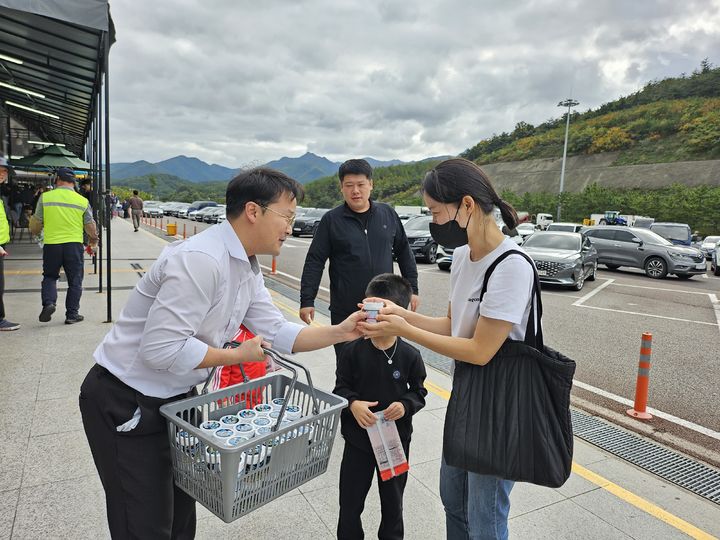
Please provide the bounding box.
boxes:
[362,301,384,324]
[366,412,409,481]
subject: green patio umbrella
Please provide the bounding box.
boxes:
[11,144,90,170]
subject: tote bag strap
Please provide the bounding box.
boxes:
[478,249,544,350]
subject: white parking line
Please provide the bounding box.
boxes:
[709,294,720,337]
[573,379,720,441]
[259,264,330,293]
[575,305,718,326]
[572,278,614,307]
[611,282,714,296]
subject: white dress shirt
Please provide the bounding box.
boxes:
[94,220,304,398]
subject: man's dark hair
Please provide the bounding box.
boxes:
[338,159,373,183]
[225,167,304,220]
[365,273,412,309]
[132,190,138,195]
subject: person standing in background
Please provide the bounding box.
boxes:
[0,157,20,331]
[129,190,143,231]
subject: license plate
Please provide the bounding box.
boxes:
[696,263,707,269]
[537,269,547,276]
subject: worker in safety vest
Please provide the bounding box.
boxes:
[30,167,98,324]
[0,157,20,331]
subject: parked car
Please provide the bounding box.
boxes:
[584,226,705,279]
[142,201,164,217]
[403,215,438,263]
[546,222,584,233]
[194,206,219,222]
[292,208,329,237]
[711,244,720,276]
[184,200,218,220]
[515,222,537,240]
[699,236,720,260]
[437,255,452,271]
[649,222,692,246]
[633,216,655,229]
[203,206,226,223]
[522,232,597,291]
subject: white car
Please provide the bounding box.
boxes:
[700,236,720,260]
[712,244,720,276]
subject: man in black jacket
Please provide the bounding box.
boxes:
[299,159,419,358]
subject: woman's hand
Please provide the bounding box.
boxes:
[358,313,411,339]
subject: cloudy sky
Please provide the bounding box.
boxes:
[109,0,720,167]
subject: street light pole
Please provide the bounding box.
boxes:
[557,98,579,221]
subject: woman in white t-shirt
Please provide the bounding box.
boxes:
[359,158,534,540]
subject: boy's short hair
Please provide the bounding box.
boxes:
[365,273,412,309]
[338,159,373,183]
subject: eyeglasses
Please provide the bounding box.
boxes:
[258,204,296,227]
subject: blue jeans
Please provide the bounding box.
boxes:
[42,242,84,318]
[440,458,514,540]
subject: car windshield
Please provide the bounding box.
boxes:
[633,229,672,245]
[523,233,580,251]
[404,216,431,231]
[547,224,578,232]
[651,224,690,242]
[703,236,720,244]
[303,209,327,218]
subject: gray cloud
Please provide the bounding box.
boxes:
[108,0,720,166]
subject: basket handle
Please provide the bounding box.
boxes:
[200,341,249,395]
[263,348,321,417]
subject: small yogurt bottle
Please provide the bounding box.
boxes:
[363,301,384,323]
[225,435,252,449]
[270,398,285,411]
[214,428,235,444]
[237,409,258,421]
[175,430,200,455]
[253,403,273,416]
[254,426,272,438]
[245,444,267,472]
[284,405,302,421]
[205,446,221,472]
[251,417,272,430]
[234,423,255,437]
[199,420,222,438]
[220,414,240,427]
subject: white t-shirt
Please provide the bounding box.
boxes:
[449,239,535,343]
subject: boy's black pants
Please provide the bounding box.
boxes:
[79,364,196,539]
[337,439,410,540]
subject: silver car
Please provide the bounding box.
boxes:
[522,232,598,291]
[700,236,720,260]
[584,226,706,279]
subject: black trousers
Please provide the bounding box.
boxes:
[337,440,410,540]
[42,242,84,318]
[79,365,196,539]
[0,244,5,320]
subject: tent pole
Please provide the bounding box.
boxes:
[104,33,112,323]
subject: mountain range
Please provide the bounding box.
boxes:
[111,152,407,184]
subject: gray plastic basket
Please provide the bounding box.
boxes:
[159,348,347,522]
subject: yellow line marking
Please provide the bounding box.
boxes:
[273,290,716,539]
[572,463,717,540]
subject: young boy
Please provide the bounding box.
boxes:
[334,273,427,540]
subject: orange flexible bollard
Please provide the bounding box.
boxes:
[183,223,186,239]
[193,225,197,236]
[160,217,164,230]
[271,256,277,274]
[627,332,653,420]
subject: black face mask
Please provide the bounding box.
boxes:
[429,206,469,249]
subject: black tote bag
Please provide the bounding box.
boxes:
[442,250,576,488]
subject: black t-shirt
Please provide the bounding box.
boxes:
[334,337,427,452]
[350,207,370,231]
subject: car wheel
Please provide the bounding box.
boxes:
[713,262,720,276]
[605,263,620,270]
[644,257,668,279]
[676,274,693,280]
[599,219,607,225]
[572,272,585,291]
[426,243,438,264]
[587,262,597,281]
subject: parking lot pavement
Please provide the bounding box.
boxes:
[3,218,718,539]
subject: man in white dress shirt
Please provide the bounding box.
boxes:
[79,168,363,539]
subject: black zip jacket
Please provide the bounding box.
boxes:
[300,201,419,316]
[334,337,427,452]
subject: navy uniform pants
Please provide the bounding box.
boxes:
[42,242,84,318]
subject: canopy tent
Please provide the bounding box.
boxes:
[0,0,114,156]
[11,144,91,169]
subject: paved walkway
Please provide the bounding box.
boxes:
[1,217,718,539]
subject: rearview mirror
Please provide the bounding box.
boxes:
[632,238,643,245]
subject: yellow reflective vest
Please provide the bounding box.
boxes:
[0,199,9,245]
[42,188,88,244]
